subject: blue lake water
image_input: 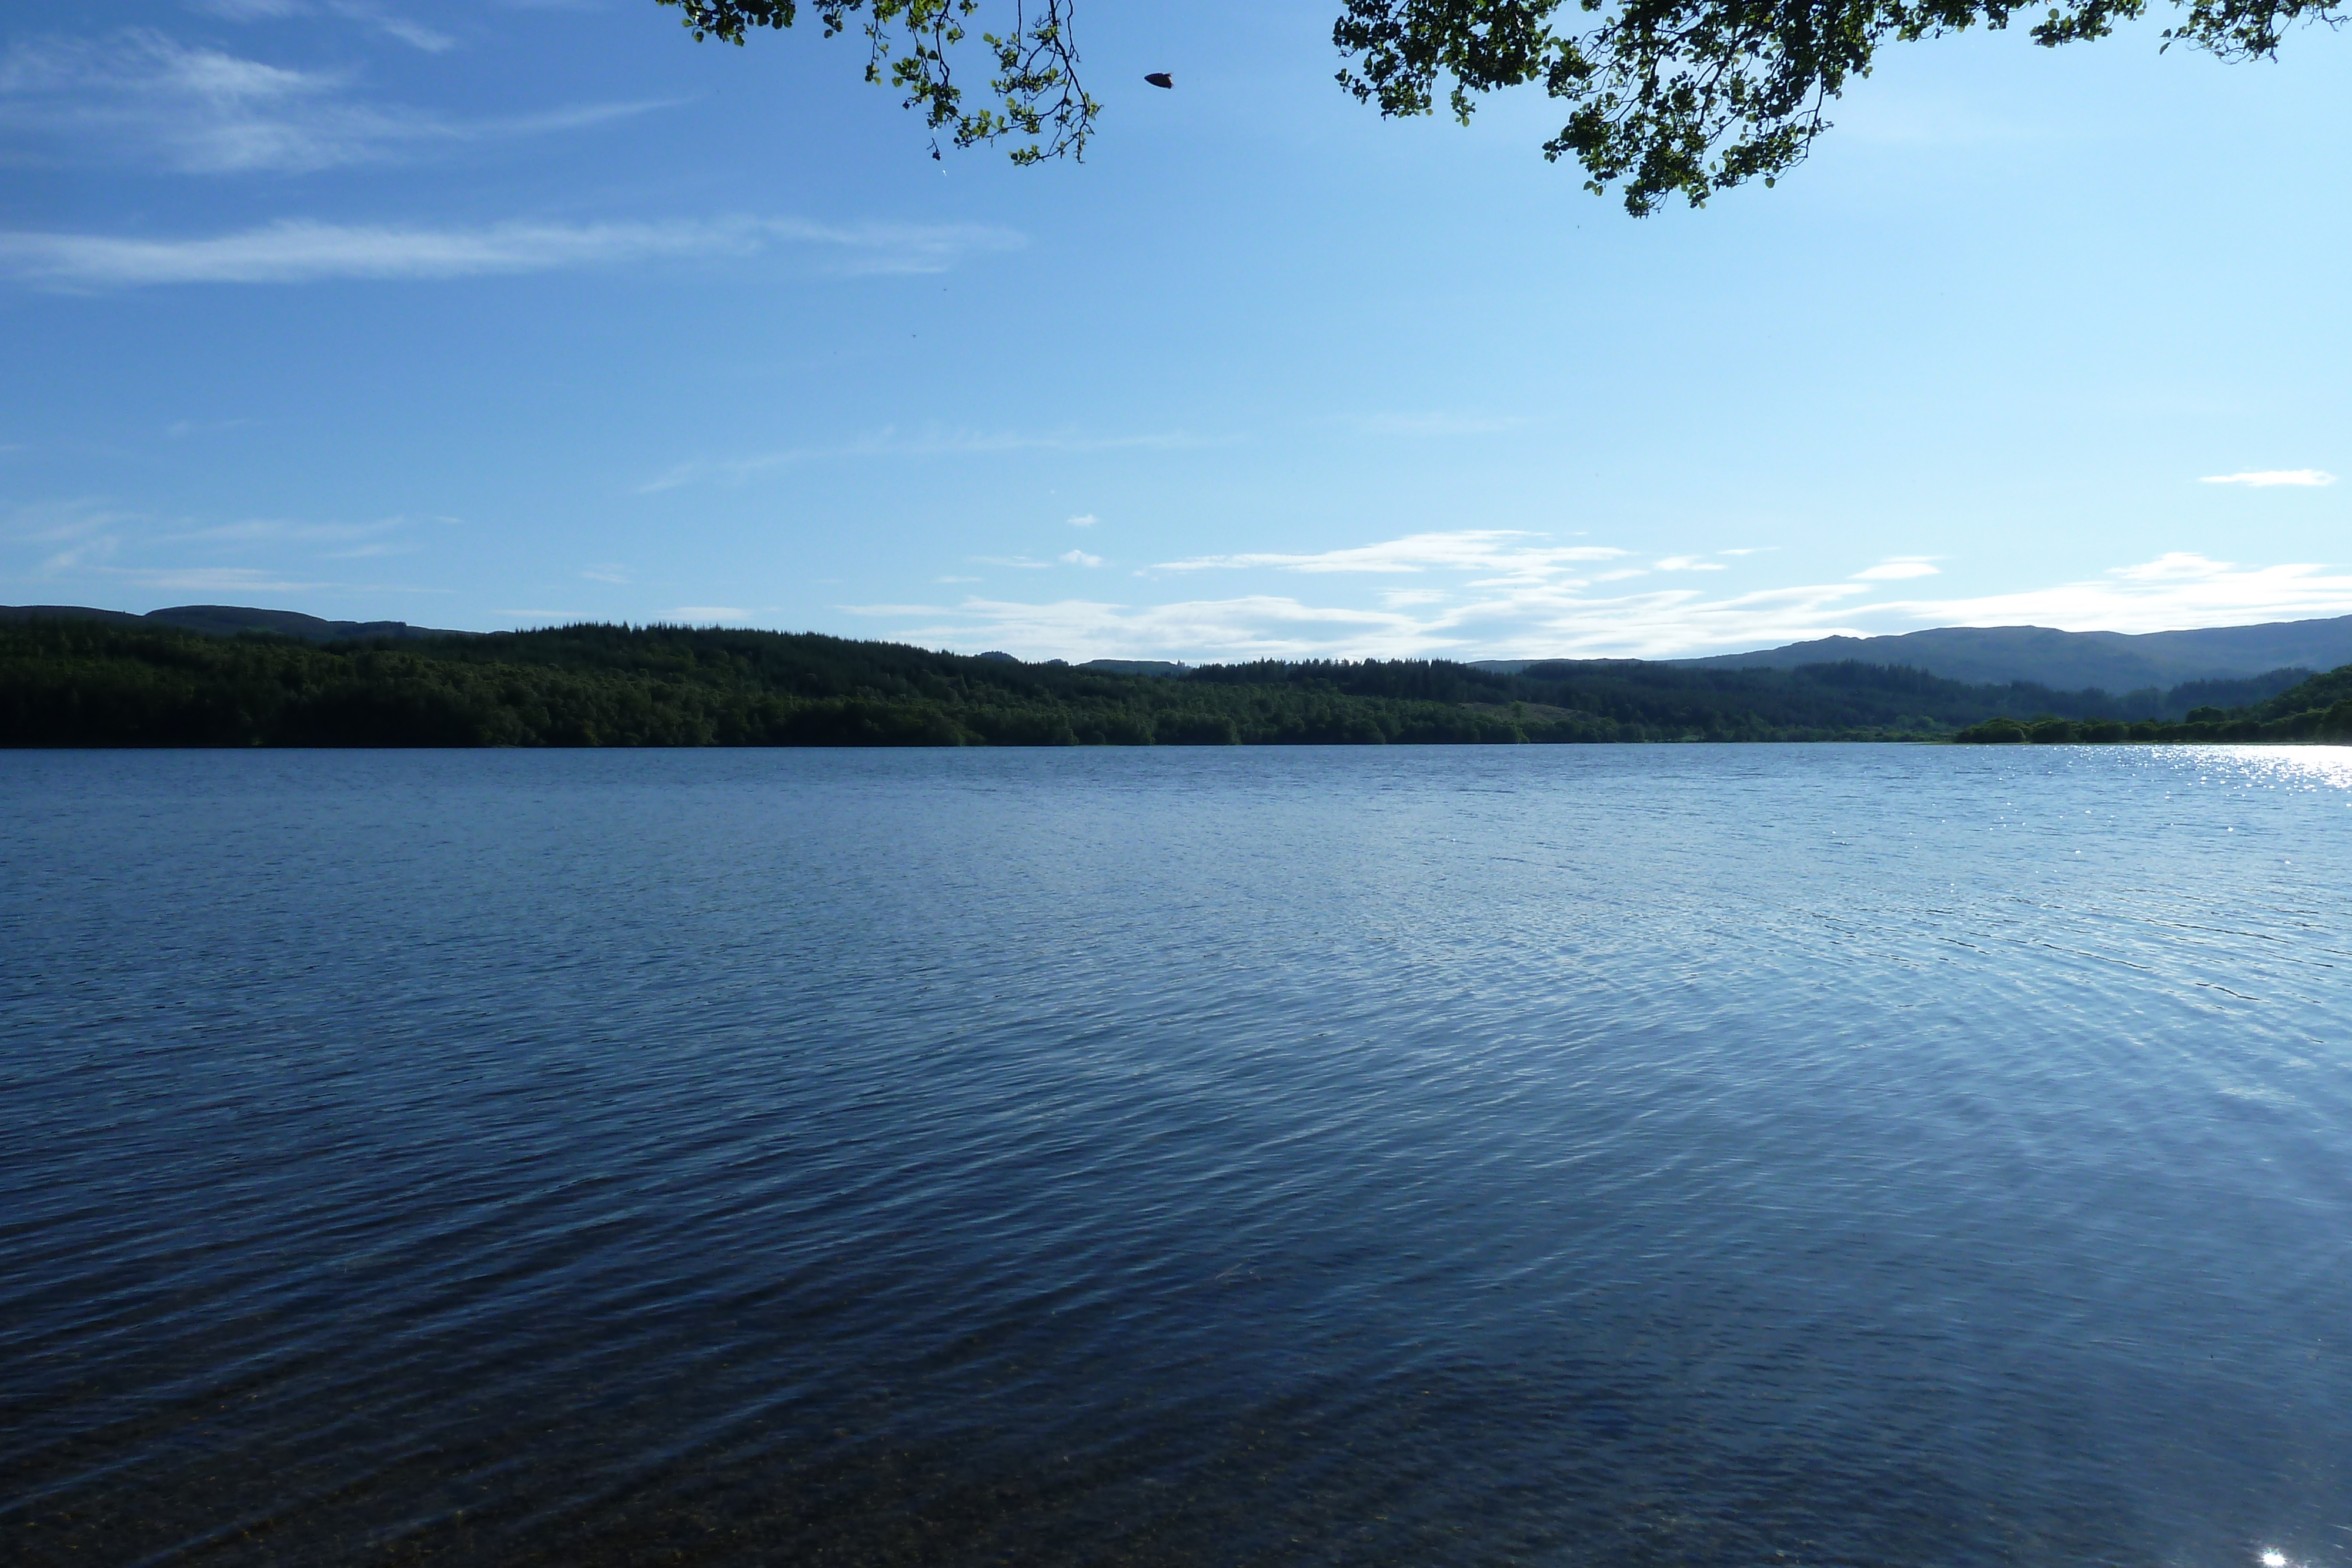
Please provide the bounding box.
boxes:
[4,744,2350,1566]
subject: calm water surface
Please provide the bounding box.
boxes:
[4,744,2349,1566]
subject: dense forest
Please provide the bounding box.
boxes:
[1,618,2344,748]
[1953,665,2352,744]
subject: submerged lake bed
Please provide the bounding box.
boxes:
[4,744,2349,1565]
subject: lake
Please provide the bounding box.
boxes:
[4,744,2348,1566]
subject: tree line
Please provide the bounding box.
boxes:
[1,618,2340,748]
[1953,665,2352,745]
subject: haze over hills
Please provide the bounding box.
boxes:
[0,604,469,642]
[1661,617,2352,691]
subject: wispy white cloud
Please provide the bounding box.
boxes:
[581,564,630,584]
[843,594,1424,663]
[1,502,449,596]
[2198,469,2335,488]
[639,423,1187,492]
[1850,557,1940,581]
[5,498,131,543]
[202,0,461,51]
[0,32,658,172]
[2,498,133,574]
[845,580,1883,664]
[1655,555,1725,571]
[1885,552,2352,634]
[167,515,401,543]
[1058,549,1103,567]
[844,530,2352,663]
[1153,531,1625,578]
[845,530,1871,661]
[325,2,457,51]
[1065,513,1097,527]
[192,0,311,19]
[0,215,1018,287]
[121,565,340,593]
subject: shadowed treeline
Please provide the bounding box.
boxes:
[1953,666,2352,744]
[0,620,2341,747]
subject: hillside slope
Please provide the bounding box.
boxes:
[1668,616,2352,690]
[0,603,469,641]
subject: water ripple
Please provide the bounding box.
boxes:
[2,744,2347,1565]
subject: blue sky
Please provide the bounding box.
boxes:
[3,0,2348,660]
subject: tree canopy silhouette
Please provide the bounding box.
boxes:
[657,0,2340,212]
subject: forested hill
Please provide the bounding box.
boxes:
[0,618,2334,748]
[1955,663,2352,744]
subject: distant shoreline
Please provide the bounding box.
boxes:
[5,618,2347,750]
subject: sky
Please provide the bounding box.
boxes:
[2,0,2348,661]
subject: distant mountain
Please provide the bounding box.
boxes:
[0,603,471,641]
[1665,616,2352,691]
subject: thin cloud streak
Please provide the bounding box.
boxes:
[0,32,661,172]
[2,501,449,597]
[118,566,340,593]
[639,424,1197,492]
[2198,469,2336,487]
[325,2,459,51]
[0,216,1022,286]
[166,516,402,544]
[193,0,310,18]
[845,594,1424,663]
[3,499,133,575]
[1153,531,1624,578]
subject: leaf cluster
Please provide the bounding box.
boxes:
[656,0,1096,162]
[651,0,2345,213]
[1334,0,2342,213]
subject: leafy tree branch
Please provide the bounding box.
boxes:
[659,0,2343,211]
[657,0,1098,162]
